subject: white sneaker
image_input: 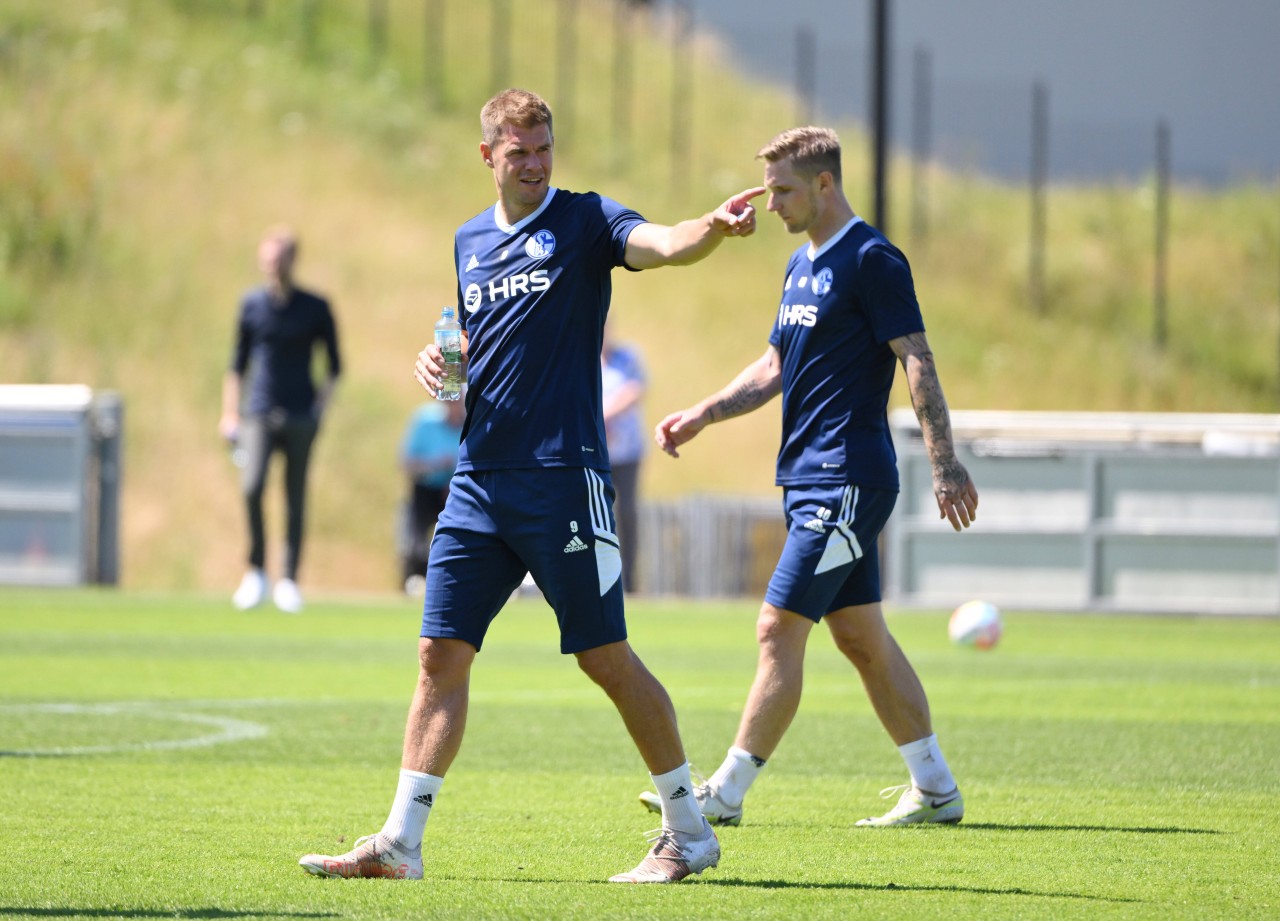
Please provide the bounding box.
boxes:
[608,819,720,883]
[299,833,423,879]
[273,578,304,614]
[638,779,743,827]
[855,784,965,826]
[232,569,267,610]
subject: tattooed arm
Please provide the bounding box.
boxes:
[654,345,782,459]
[889,331,979,531]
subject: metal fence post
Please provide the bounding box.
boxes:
[90,392,123,585]
[1154,119,1170,347]
[1030,80,1049,314]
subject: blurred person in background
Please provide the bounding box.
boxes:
[601,322,647,593]
[219,225,341,614]
[398,395,466,597]
[646,126,978,830]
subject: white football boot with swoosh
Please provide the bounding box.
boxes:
[856,784,964,826]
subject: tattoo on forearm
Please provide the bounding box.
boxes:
[711,381,764,423]
[904,347,957,466]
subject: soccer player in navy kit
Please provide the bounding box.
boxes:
[646,127,979,829]
[299,89,764,884]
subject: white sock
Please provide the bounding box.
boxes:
[708,745,766,807]
[897,734,956,794]
[650,763,706,835]
[379,769,443,851]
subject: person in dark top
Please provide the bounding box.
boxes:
[298,87,763,885]
[645,126,978,830]
[219,226,341,614]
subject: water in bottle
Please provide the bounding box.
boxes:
[434,306,464,402]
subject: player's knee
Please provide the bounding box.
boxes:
[830,628,872,666]
[828,616,889,668]
[575,648,617,688]
[417,636,474,680]
[575,641,637,692]
[755,603,808,653]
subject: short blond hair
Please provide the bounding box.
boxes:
[756,127,842,183]
[481,88,554,148]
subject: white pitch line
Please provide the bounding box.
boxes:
[0,702,268,756]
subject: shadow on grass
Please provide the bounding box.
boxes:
[696,879,1139,901]
[959,822,1220,835]
[0,911,337,919]
[464,875,1136,902]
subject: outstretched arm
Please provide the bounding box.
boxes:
[654,345,782,459]
[624,187,766,270]
[889,331,979,531]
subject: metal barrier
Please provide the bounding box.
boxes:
[637,494,782,599]
[886,410,1280,615]
[633,411,1280,615]
[0,385,123,586]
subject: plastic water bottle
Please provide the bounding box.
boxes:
[434,306,464,402]
[226,432,248,469]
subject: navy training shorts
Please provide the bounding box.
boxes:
[422,468,626,654]
[764,484,897,622]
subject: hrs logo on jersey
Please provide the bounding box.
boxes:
[777,267,832,328]
[463,231,556,313]
[779,302,818,327]
[464,269,551,312]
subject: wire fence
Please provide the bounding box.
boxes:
[217,0,1279,393]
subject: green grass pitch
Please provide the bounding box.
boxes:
[0,588,1277,920]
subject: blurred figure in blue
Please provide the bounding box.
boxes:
[601,323,647,593]
[398,395,465,596]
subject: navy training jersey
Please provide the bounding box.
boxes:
[452,188,647,472]
[767,217,925,489]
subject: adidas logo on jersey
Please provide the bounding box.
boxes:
[563,536,589,553]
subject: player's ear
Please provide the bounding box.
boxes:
[480,142,494,167]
